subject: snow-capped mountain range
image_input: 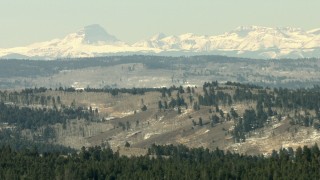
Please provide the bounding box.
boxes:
[1,24,320,59]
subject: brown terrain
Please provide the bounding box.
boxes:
[12,87,317,157]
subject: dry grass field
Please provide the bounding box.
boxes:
[1,57,319,156]
[13,87,315,157]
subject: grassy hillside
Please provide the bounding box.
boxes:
[0,82,319,156]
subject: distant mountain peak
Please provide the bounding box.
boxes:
[308,28,320,35]
[179,33,198,38]
[233,25,303,32]
[150,33,167,40]
[276,26,303,32]
[230,25,267,37]
[77,24,119,44]
[1,25,320,59]
[234,25,265,31]
[229,25,307,39]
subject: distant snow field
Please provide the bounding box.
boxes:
[1,24,320,59]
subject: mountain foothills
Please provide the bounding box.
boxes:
[1,78,320,178]
[1,24,320,59]
[0,82,320,155]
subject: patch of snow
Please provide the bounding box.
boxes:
[144,133,160,140]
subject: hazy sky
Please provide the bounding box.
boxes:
[0,0,319,48]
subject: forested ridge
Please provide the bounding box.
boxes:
[0,82,319,179]
[0,55,247,78]
[0,82,320,147]
[1,144,320,179]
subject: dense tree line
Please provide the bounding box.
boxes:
[194,82,320,142]
[0,129,75,154]
[0,89,60,106]
[74,86,181,96]
[0,102,95,129]
[84,87,162,96]
[225,81,263,89]
[0,55,250,78]
[0,86,179,99]
[1,144,320,179]
[232,85,320,141]
[231,83,320,112]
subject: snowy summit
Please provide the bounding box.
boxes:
[1,25,320,59]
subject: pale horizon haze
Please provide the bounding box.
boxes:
[0,0,319,48]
